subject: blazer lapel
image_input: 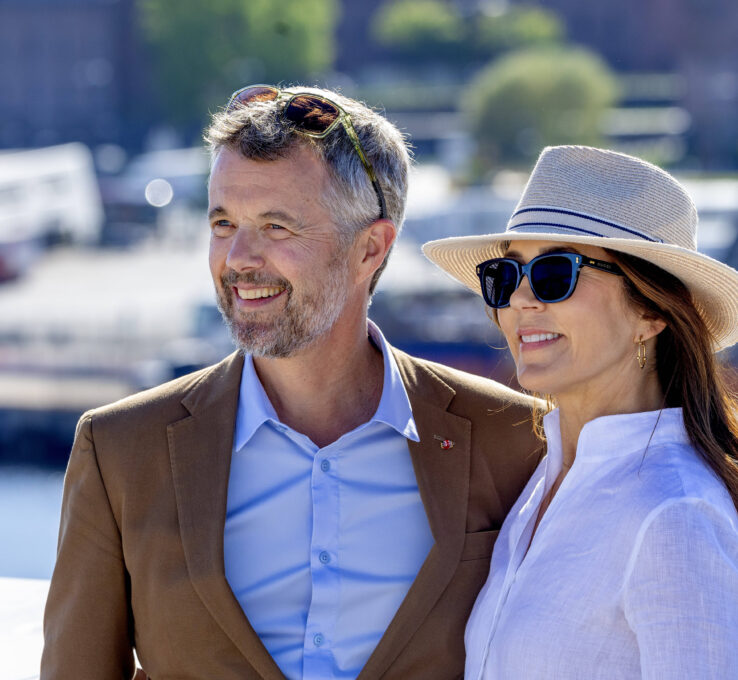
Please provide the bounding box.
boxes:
[358,349,471,680]
[167,351,285,680]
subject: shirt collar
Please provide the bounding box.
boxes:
[367,319,419,442]
[542,406,688,464]
[233,320,419,451]
[233,352,281,452]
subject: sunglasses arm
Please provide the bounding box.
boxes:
[341,117,387,220]
[370,177,388,220]
[582,258,624,276]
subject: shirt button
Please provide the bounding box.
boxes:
[320,459,330,472]
[313,633,325,647]
[319,550,331,564]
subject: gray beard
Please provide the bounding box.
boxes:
[215,257,351,359]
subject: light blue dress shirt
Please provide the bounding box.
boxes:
[224,322,434,680]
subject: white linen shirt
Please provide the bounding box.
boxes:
[465,408,738,680]
[224,321,434,680]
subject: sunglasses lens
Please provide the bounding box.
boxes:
[530,255,574,302]
[284,95,340,134]
[484,260,519,308]
[228,86,279,111]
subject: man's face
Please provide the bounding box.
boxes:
[207,145,355,358]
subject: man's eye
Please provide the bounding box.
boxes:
[211,221,235,236]
[268,223,290,237]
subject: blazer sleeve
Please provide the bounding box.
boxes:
[41,412,137,679]
[622,498,738,680]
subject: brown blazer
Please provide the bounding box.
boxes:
[42,348,541,679]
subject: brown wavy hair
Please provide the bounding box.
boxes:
[607,250,738,509]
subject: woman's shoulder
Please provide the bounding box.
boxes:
[624,443,738,574]
[637,492,737,544]
[629,438,735,516]
[622,492,738,594]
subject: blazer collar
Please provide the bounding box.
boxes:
[358,347,472,680]
[169,347,472,680]
[169,350,287,680]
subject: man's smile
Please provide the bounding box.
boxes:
[236,286,286,300]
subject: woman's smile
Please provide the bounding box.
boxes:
[517,329,563,350]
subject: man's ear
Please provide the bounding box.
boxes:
[353,219,396,285]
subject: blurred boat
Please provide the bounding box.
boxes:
[0,143,103,280]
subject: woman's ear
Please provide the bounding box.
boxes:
[635,312,667,343]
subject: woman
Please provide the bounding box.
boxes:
[423,146,738,679]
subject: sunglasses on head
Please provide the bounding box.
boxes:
[476,251,623,309]
[226,85,387,220]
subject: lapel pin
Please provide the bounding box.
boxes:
[433,435,455,450]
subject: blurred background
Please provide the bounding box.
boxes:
[1,0,738,584]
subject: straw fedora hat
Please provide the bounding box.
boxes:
[423,145,738,352]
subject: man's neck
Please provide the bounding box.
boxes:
[252,321,385,448]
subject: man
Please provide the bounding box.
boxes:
[42,86,540,679]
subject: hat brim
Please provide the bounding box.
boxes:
[422,232,738,352]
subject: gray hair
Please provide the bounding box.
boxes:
[204,85,412,294]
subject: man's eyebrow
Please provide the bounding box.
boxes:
[206,207,299,226]
[261,210,299,226]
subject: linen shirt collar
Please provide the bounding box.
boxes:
[233,320,419,451]
[542,407,688,466]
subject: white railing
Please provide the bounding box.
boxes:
[0,577,48,680]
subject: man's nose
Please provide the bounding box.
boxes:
[225,228,265,272]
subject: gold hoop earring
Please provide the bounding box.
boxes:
[637,339,646,369]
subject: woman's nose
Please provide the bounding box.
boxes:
[508,274,543,309]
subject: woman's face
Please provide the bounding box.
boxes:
[497,240,654,405]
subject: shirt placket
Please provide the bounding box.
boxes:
[474,476,548,679]
[302,440,342,679]
[481,457,582,679]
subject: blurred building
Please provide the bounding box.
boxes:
[0,0,152,152]
[335,0,386,72]
[338,0,738,169]
[536,0,738,169]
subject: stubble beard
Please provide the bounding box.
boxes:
[215,252,352,359]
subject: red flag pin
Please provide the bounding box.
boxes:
[433,435,455,450]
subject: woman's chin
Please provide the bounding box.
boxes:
[515,369,564,398]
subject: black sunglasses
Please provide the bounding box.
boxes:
[476,252,623,309]
[226,85,387,220]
